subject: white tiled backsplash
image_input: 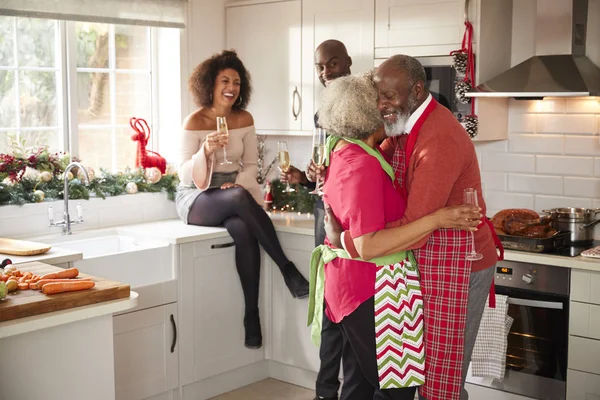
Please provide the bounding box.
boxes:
[0,193,178,239]
[265,98,600,223]
[478,98,600,218]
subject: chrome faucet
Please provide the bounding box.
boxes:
[48,162,90,235]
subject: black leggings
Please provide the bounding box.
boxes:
[188,187,291,310]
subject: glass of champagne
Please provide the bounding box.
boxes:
[278,141,295,193]
[216,116,232,165]
[464,188,483,261]
[309,128,326,195]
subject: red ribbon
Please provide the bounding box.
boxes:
[451,20,476,115]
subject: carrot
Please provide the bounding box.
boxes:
[29,283,38,290]
[17,283,29,290]
[36,278,91,290]
[41,268,79,280]
[42,281,95,295]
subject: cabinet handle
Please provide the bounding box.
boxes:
[210,242,235,249]
[292,86,301,121]
[464,0,470,22]
[170,314,177,353]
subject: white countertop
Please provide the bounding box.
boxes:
[0,292,138,339]
[7,246,83,266]
[5,213,600,273]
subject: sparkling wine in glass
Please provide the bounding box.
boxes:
[278,141,295,193]
[464,188,483,261]
[309,128,326,195]
[216,116,232,165]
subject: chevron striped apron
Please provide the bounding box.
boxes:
[308,246,425,389]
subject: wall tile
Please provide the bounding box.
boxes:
[508,174,563,195]
[484,191,535,212]
[535,99,567,113]
[481,172,507,191]
[508,113,536,133]
[475,140,508,153]
[567,99,600,114]
[534,195,593,212]
[481,153,535,173]
[508,99,536,114]
[508,134,564,154]
[536,114,596,134]
[564,177,600,198]
[536,155,594,176]
[564,135,600,156]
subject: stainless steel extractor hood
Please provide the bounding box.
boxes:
[469,0,600,98]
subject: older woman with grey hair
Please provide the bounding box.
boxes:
[307,73,480,400]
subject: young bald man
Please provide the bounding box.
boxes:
[281,39,352,400]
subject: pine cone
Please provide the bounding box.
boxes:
[453,52,468,75]
[464,115,478,138]
[455,81,472,104]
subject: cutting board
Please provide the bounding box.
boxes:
[0,238,52,256]
[0,261,130,323]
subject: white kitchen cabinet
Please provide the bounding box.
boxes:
[226,1,302,133]
[270,232,320,371]
[301,0,375,131]
[113,303,179,400]
[179,237,265,387]
[567,370,600,400]
[375,0,469,57]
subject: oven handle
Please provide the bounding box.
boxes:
[508,297,563,310]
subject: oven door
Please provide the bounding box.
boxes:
[467,286,568,400]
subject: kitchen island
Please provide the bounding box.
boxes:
[0,263,138,400]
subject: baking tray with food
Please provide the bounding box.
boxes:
[490,208,571,253]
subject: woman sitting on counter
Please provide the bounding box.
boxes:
[175,50,309,350]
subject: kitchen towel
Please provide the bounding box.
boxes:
[470,294,513,380]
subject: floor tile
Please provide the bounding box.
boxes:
[209,379,313,400]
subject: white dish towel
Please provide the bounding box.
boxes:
[470,294,514,380]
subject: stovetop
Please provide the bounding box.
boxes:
[545,240,600,257]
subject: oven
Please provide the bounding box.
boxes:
[466,260,570,400]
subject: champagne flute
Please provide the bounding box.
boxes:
[216,116,232,165]
[464,188,483,261]
[309,128,326,195]
[278,141,295,193]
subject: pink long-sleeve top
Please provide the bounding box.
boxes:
[175,125,263,223]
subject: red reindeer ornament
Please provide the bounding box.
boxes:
[130,117,166,174]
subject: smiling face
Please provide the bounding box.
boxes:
[375,62,425,136]
[314,42,352,87]
[212,68,241,108]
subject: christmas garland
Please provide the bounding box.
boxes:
[0,145,178,206]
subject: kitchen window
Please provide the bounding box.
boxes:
[0,16,177,171]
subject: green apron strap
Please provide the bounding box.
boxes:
[324,135,395,183]
[307,243,414,347]
[308,245,348,346]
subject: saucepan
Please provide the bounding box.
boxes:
[542,208,600,243]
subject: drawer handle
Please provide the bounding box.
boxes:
[170,314,177,353]
[211,242,235,249]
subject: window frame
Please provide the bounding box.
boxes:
[0,17,161,171]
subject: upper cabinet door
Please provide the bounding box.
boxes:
[375,0,469,57]
[226,1,302,133]
[302,0,375,132]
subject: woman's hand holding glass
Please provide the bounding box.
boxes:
[204,130,228,156]
[434,205,482,231]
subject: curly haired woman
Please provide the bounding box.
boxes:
[176,50,309,349]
